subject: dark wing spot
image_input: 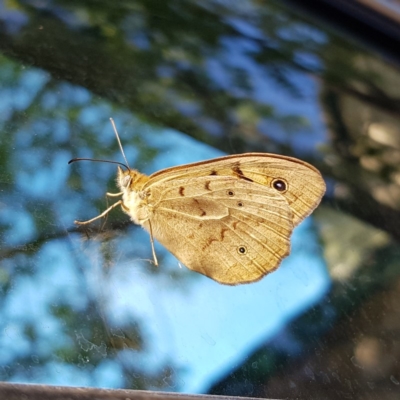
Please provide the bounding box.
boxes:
[237,246,247,254]
[232,165,254,182]
[237,201,243,207]
[241,175,254,182]
[202,237,218,251]
[204,180,211,191]
[194,199,207,217]
[179,186,185,196]
[220,228,228,240]
[272,178,287,192]
[210,170,218,175]
[233,165,244,175]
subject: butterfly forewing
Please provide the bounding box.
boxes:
[144,153,325,227]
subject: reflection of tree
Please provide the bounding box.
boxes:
[1,0,400,398]
[0,0,334,152]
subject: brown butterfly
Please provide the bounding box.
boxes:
[71,120,325,285]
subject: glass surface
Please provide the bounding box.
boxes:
[0,1,399,399]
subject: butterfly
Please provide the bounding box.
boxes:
[70,120,325,285]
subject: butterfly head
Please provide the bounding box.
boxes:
[116,166,150,193]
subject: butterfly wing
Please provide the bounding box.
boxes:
[143,176,293,285]
[232,155,325,226]
[145,153,325,227]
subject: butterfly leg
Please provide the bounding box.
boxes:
[100,192,123,229]
[75,200,123,225]
[148,220,159,266]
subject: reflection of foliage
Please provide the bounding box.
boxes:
[0,0,338,153]
[0,241,177,389]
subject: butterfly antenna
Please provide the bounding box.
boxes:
[68,158,129,169]
[110,118,131,170]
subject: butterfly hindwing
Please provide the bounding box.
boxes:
[144,176,293,285]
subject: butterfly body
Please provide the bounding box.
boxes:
[109,153,325,285]
[117,168,151,225]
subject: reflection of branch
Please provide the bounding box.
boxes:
[0,14,210,145]
[224,16,400,117]
[0,220,133,260]
[326,82,400,118]
[326,187,400,243]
